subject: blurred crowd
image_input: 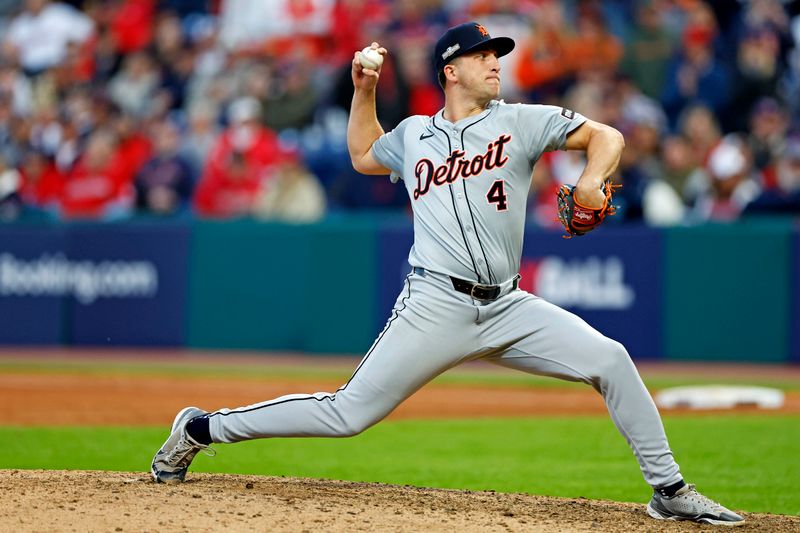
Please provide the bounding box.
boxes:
[1,0,800,226]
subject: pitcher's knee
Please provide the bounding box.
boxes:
[337,411,384,437]
[593,339,635,382]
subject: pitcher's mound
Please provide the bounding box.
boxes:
[2,470,796,532]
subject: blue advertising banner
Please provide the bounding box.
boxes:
[0,225,67,344]
[792,231,800,363]
[65,223,190,346]
[377,224,414,326]
[521,226,663,359]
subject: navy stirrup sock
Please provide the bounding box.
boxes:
[186,415,212,445]
[656,479,686,498]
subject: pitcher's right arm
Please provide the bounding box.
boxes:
[347,43,390,175]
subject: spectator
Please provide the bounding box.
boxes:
[565,2,623,81]
[729,25,783,131]
[621,89,667,173]
[158,45,195,113]
[57,128,133,219]
[689,135,761,223]
[745,135,800,215]
[642,134,708,227]
[392,36,442,117]
[158,0,213,19]
[0,92,20,161]
[261,60,317,132]
[18,148,62,211]
[3,0,94,75]
[660,134,701,198]
[27,103,63,157]
[781,14,800,123]
[89,26,122,85]
[388,0,447,39]
[0,60,33,117]
[746,97,789,185]
[193,96,286,218]
[739,0,790,43]
[112,112,153,183]
[620,2,676,101]
[107,51,161,118]
[134,119,195,215]
[677,103,722,167]
[52,96,84,169]
[615,90,668,221]
[217,0,333,54]
[0,151,22,220]
[153,12,194,111]
[515,0,573,101]
[109,0,155,55]
[253,156,326,223]
[179,103,220,174]
[327,0,390,66]
[661,7,731,127]
[0,95,31,166]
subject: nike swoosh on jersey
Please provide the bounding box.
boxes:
[420,132,434,140]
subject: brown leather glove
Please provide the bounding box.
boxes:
[556,180,618,238]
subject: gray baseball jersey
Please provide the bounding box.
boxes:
[206,101,683,491]
[372,101,580,284]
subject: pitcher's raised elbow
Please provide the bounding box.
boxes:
[351,156,367,174]
[612,126,626,150]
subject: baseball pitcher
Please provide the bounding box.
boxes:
[152,22,743,526]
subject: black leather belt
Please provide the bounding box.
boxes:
[413,267,519,301]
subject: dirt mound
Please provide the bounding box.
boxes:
[2,470,797,532]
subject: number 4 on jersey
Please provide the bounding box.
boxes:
[486,180,508,211]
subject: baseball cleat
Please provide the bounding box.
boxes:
[647,484,744,526]
[151,406,214,483]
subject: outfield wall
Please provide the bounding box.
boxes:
[1,216,797,362]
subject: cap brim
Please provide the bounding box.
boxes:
[464,36,515,59]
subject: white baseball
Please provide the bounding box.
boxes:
[358,47,384,70]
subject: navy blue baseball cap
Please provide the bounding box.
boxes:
[434,22,515,74]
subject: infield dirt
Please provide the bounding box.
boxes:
[2,470,798,532]
[1,352,799,425]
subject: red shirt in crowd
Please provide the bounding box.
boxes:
[57,133,152,219]
[110,0,155,53]
[193,125,288,218]
[19,160,64,207]
[58,155,131,218]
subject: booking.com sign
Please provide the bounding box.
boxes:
[518,255,635,310]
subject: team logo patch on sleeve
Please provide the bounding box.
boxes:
[560,108,575,120]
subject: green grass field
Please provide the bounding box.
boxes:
[3,416,798,515]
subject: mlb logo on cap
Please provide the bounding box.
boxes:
[434,22,515,74]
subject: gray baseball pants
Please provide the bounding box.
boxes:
[208,268,682,488]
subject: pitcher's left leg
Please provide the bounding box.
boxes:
[482,292,681,488]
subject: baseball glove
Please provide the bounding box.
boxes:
[556,180,619,238]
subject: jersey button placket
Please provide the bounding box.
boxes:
[453,128,486,282]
